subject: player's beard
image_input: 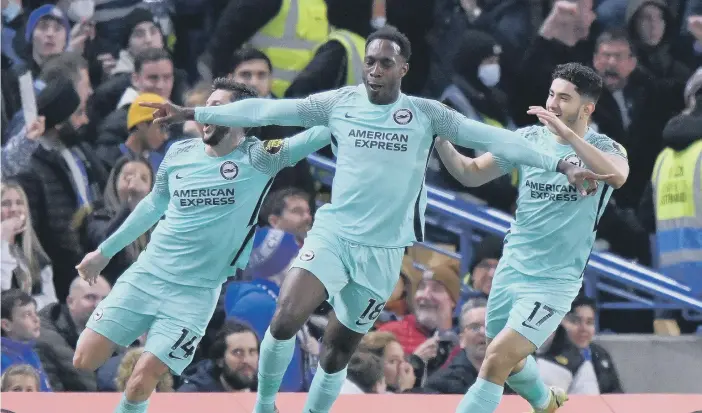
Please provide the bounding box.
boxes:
[203,126,229,146]
[221,363,256,391]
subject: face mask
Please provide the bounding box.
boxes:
[2,1,22,22]
[478,63,500,87]
[67,0,95,22]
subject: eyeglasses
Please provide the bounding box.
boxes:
[463,323,485,333]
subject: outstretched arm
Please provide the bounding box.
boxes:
[434,138,507,187]
[250,126,332,176]
[97,163,170,258]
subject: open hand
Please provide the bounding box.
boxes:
[139,101,190,126]
[527,106,573,139]
[75,250,110,285]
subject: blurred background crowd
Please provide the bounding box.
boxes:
[1,0,701,397]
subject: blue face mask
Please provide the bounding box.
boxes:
[2,1,22,22]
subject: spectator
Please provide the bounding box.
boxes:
[340,351,386,394]
[10,74,107,302]
[197,0,329,96]
[460,234,503,300]
[35,276,111,391]
[2,5,71,122]
[115,347,173,392]
[178,319,259,392]
[590,28,683,208]
[640,67,702,302]
[535,325,600,395]
[82,156,154,284]
[0,181,57,310]
[379,262,461,381]
[94,48,181,162]
[258,188,313,246]
[357,331,416,392]
[230,48,273,99]
[284,0,369,98]
[561,296,623,393]
[3,51,93,173]
[1,0,28,70]
[0,364,41,392]
[422,297,490,394]
[96,92,169,171]
[626,0,691,82]
[112,7,164,76]
[224,227,314,392]
[0,289,51,391]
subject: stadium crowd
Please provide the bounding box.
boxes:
[0,0,700,397]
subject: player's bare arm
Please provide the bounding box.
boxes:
[434,137,505,187]
[528,106,629,188]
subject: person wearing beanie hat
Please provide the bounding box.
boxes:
[464,235,503,297]
[102,92,169,171]
[111,7,163,76]
[24,5,71,66]
[36,75,81,132]
[70,78,331,413]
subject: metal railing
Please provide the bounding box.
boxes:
[306,154,702,328]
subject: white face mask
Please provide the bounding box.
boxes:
[2,1,22,22]
[478,63,500,87]
[67,0,95,22]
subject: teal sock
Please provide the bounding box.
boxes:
[302,365,348,413]
[456,378,503,413]
[506,356,551,410]
[254,328,296,413]
[114,394,149,413]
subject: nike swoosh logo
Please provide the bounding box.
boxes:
[344,113,355,118]
[168,351,185,360]
[521,321,537,330]
[175,174,183,179]
[355,320,371,326]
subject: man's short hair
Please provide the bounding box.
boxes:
[211,77,258,102]
[134,48,172,73]
[347,351,384,393]
[230,48,272,73]
[595,28,633,53]
[366,25,412,61]
[460,296,487,329]
[552,62,603,102]
[1,290,35,336]
[258,187,310,227]
[40,51,88,84]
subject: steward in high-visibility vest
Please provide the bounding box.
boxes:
[248,0,329,97]
[650,104,702,291]
[284,27,366,98]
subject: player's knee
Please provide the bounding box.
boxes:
[268,315,298,341]
[124,355,166,399]
[319,335,357,372]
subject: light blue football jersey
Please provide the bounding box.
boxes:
[98,127,331,288]
[492,126,628,280]
[195,84,562,248]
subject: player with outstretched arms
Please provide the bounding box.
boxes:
[434,63,629,413]
[71,80,331,413]
[142,27,610,413]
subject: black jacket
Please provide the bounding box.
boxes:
[177,360,226,392]
[590,342,623,394]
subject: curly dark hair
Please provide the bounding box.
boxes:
[551,63,603,102]
[211,77,259,101]
[365,25,412,61]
